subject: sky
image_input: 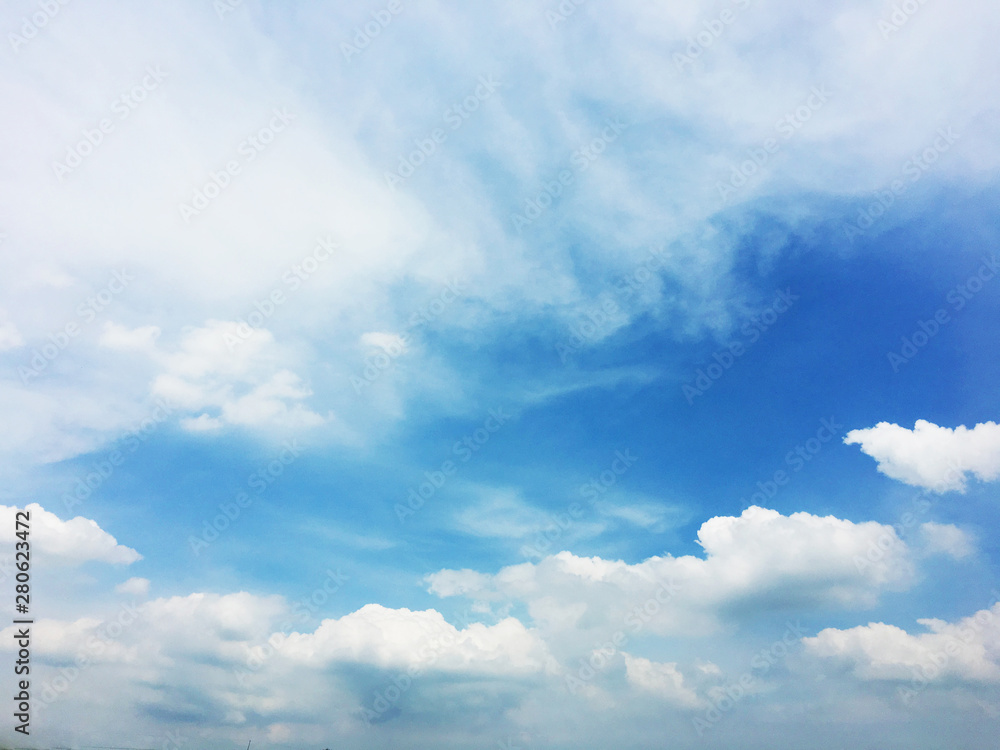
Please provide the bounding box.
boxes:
[0,0,999,747]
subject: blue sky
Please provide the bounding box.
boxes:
[1,0,999,747]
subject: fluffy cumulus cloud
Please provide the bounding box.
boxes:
[0,582,765,743]
[0,590,558,741]
[16,499,956,743]
[804,601,1000,684]
[124,321,326,432]
[274,603,555,676]
[0,592,294,737]
[0,615,139,667]
[0,504,985,745]
[427,507,918,643]
[623,654,704,708]
[845,420,1000,492]
[0,503,140,565]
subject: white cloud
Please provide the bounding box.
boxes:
[9,592,553,679]
[140,591,288,655]
[454,488,599,541]
[804,603,1000,683]
[0,0,998,743]
[0,318,325,470]
[0,0,997,474]
[428,507,917,644]
[275,603,555,676]
[449,487,682,552]
[425,569,495,599]
[623,654,704,708]
[0,615,137,665]
[0,503,140,566]
[99,321,161,352]
[0,589,556,739]
[0,592,285,684]
[147,321,325,431]
[115,577,150,596]
[918,522,974,559]
[0,536,984,745]
[0,380,157,467]
[360,331,408,354]
[596,500,690,533]
[0,311,23,351]
[844,420,1000,492]
[179,413,224,432]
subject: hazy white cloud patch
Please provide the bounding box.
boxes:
[624,654,704,708]
[917,522,975,559]
[115,577,151,596]
[138,321,326,431]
